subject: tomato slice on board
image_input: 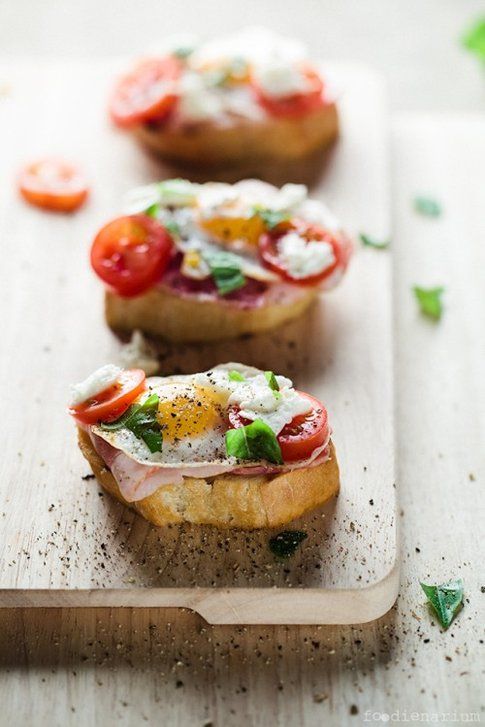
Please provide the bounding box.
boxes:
[69,369,146,425]
[228,392,329,463]
[109,57,181,128]
[19,158,88,212]
[252,66,326,118]
[258,219,351,286]
[91,214,174,297]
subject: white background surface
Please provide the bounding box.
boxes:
[1,0,484,112]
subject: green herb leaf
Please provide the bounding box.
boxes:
[264,370,282,399]
[420,579,464,629]
[101,393,163,453]
[252,206,290,230]
[413,286,444,320]
[164,220,181,237]
[204,251,246,296]
[269,530,308,558]
[462,18,485,62]
[145,203,160,218]
[228,370,246,382]
[225,418,283,465]
[359,233,390,250]
[414,196,442,217]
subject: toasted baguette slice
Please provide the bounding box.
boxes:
[105,285,318,342]
[133,102,338,176]
[78,428,339,529]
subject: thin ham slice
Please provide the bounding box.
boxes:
[89,431,330,504]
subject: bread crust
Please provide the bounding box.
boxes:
[78,428,340,529]
[105,284,318,342]
[132,102,339,175]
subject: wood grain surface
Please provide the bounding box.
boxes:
[0,112,482,726]
[0,61,396,622]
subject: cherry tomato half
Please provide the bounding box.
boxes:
[252,66,325,118]
[258,219,351,286]
[19,158,89,212]
[91,214,174,297]
[109,57,181,128]
[69,369,146,425]
[228,392,329,463]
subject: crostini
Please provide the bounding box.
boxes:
[109,27,338,175]
[91,178,352,342]
[70,363,340,529]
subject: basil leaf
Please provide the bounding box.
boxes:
[100,394,163,453]
[228,370,246,382]
[164,220,181,237]
[414,196,442,217]
[269,530,308,558]
[145,203,160,218]
[420,579,464,629]
[225,418,283,465]
[359,233,390,249]
[462,18,485,62]
[252,206,290,229]
[264,370,281,399]
[204,251,246,296]
[413,286,444,320]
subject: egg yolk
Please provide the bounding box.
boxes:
[198,213,265,246]
[153,383,222,440]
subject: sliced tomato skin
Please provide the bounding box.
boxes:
[69,369,146,425]
[252,66,326,118]
[109,57,181,128]
[90,214,174,297]
[227,392,329,463]
[258,219,351,286]
[19,158,88,212]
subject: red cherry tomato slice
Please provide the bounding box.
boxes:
[109,57,181,128]
[19,158,88,212]
[69,369,146,425]
[91,214,174,297]
[228,392,329,463]
[252,66,326,118]
[258,219,351,286]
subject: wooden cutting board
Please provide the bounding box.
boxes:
[0,60,396,623]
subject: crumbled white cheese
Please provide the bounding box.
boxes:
[69,365,122,407]
[252,59,310,98]
[177,72,224,121]
[119,331,159,376]
[191,27,306,70]
[123,180,200,214]
[197,183,239,217]
[272,183,308,211]
[228,373,311,435]
[278,231,335,279]
[295,198,341,231]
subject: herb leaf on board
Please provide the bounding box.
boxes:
[269,530,308,558]
[420,579,464,629]
[359,233,390,250]
[413,286,444,320]
[414,196,442,217]
[462,18,485,62]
